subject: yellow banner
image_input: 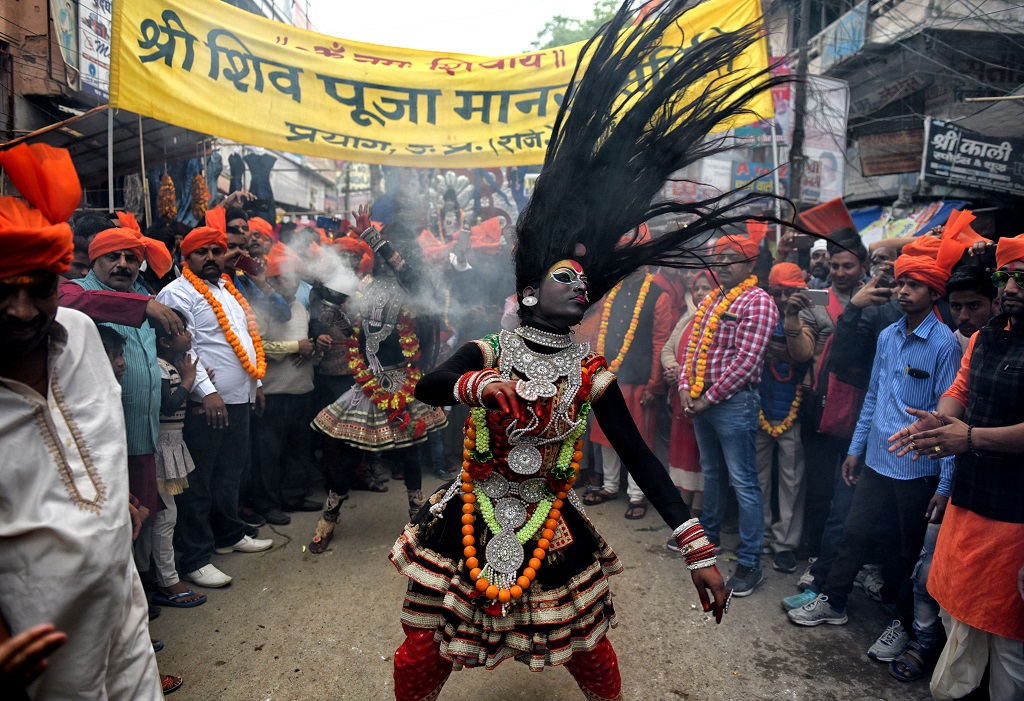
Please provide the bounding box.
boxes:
[109,0,771,167]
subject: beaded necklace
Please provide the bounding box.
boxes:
[182,268,266,380]
[596,272,654,372]
[685,274,758,398]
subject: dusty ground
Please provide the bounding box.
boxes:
[151,473,933,701]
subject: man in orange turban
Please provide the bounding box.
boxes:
[88,227,173,288]
[334,235,375,277]
[265,241,305,278]
[894,254,948,297]
[0,143,164,698]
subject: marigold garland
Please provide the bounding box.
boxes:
[182,267,266,380]
[345,308,427,438]
[685,274,758,399]
[190,174,210,221]
[596,272,654,373]
[158,173,177,221]
[758,386,803,437]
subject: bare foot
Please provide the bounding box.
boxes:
[157,582,204,604]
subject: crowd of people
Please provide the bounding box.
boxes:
[2,91,1023,701]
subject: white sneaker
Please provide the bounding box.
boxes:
[185,564,233,588]
[214,535,273,554]
[854,564,885,602]
[797,564,815,591]
[867,620,909,662]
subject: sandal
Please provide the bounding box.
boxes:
[152,639,164,653]
[624,500,648,520]
[150,589,207,608]
[583,489,618,505]
[161,674,183,695]
[889,643,928,682]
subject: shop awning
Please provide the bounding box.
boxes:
[0,105,210,188]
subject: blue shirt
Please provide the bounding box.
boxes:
[848,312,961,496]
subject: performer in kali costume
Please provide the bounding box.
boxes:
[388,2,787,699]
[309,228,446,553]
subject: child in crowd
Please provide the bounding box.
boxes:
[150,310,206,610]
[96,324,127,384]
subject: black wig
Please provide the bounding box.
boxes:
[514,0,791,303]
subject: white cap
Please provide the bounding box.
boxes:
[811,239,828,253]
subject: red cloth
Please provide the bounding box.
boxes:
[680,286,779,404]
[128,454,160,519]
[333,236,374,276]
[89,227,173,278]
[768,262,805,289]
[205,205,227,233]
[894,254,947,295]
[58,279,149,327]
[180,226,228,258]
[669,319,702,488]
[265,241,304,276]
[996,233,1024,269]
[564,637,622,701]
[393,624,453,701]
[0,143,80,279]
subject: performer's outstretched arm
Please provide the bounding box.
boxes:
[414,342,484,406]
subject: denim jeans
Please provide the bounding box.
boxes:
[693,389,763,568]
[179,403,250,573]
[912,522,945,657]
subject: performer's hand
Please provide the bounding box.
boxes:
[316,334,333,350]
[888,408,945,457]
[0,623,67,693]
[691,566,729,624]
[480,381,527,423]
[203,393,229,429]
[355,204,372,232]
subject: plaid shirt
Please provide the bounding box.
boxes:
[679,285,778,404]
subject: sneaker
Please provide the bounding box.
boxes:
[773,550,797,573]
[854,564,884,602]
[787,594,848,626]
[797,564,815,591]
[782,589,819,611]
[260,507,291,526]
[214,535,273,554]
[665,537,682,554]
[238,506,266,527]
[185,564,232,588]
[868,620,910,662]
[726,564,764,597]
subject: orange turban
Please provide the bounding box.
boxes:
[0,143,81,279]
[768,262,806,289]
[89,227,173,278]
[205,206,227,234]
[996,234,1024,269]
[334,235,374,276]
[894,254,946,295]
[249,216,274,242]
[902,235,940,259]
[715,221,767,258]
[265,242,305,277]
[180,226,228,258]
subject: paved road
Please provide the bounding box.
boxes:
[151,474,933,700]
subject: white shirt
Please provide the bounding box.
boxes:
[157,275,260,404]
[0,308,161,699]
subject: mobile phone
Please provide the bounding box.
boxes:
[792,234,813,250]
[876,271,897,288]
[234,253,264,276]
[804,288,830,306]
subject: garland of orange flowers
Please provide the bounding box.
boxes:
[182,267,266,380]
[596,272,654,372]
[685,274,758,398]
[758,386,803,437]
[158,173,176,221]
[345,308,427,437]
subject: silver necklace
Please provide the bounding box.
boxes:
[359,274,404,374]
[514,325,573,349]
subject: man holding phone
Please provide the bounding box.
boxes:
[219,207,292,324]
[788,253,960,638]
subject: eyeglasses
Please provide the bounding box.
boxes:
[992,270,1024,289]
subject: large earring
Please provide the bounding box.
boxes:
[522,295,538,307]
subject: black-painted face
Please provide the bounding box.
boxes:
[523,260,589,330]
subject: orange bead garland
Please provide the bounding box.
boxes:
[182,267,266,380]
[684,274,758,399]
[596,272,654,373]
[759,386,803,438]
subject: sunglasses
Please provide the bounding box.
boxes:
[992,270,1024,289]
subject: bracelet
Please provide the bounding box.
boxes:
[673,518,718,571]
[967,424,981,456]
[455,370,500,407]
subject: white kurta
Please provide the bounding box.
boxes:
[0,307,161,700]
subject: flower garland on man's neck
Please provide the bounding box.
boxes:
[685,274,758,398]
[759,386,803,437]
[596,272,654,373]
[346,307,426,438]
[182,267,266,380]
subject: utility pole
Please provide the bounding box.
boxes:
[788,0,812,208]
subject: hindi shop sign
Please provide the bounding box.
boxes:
[921,118,1024,198]
[108,0,772,167]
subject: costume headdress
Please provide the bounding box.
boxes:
[0,143,81,279]
[513,0,785,303]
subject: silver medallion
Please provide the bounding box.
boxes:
[480,473,509,500]
[493,498,528,528]
[485,530,525,575]
[517,478,547,504]
[507,444,543,475]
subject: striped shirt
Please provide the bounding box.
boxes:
[848,312,961,496]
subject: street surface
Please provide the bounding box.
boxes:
[151,473,933,700]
